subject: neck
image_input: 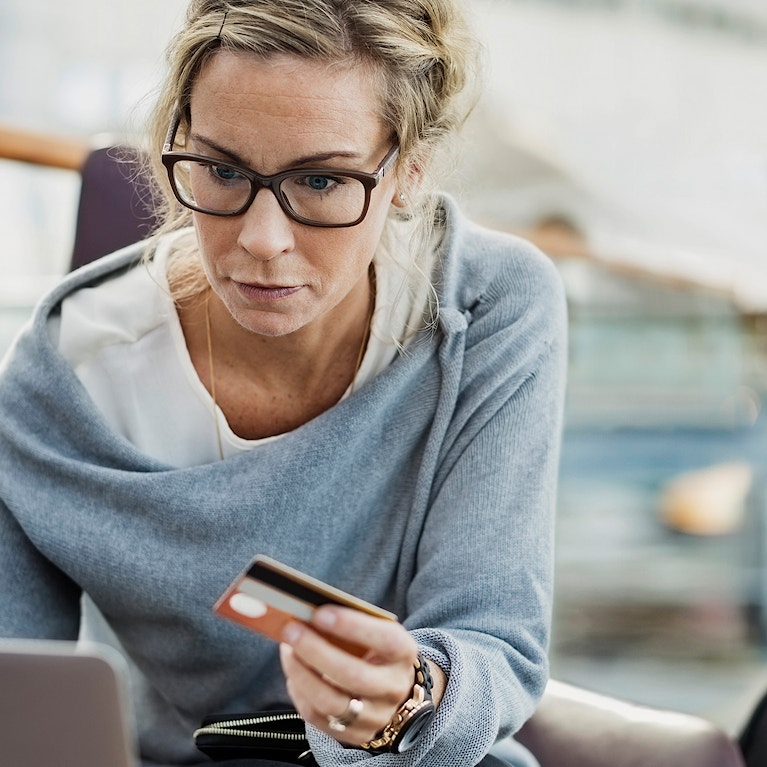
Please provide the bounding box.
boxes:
[202,266,374,440]
[209,267,374,393]
[177,262,376,440]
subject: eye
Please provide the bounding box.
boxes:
[211,164,239,181]
[301,175,342,192]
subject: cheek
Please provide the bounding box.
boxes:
[193,216,237,268]
[191,220,215,278]
[345,199,395,260]
[194,214,228,243]
[316,179,396,265]
[298,221,384,274]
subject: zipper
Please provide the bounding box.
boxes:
[193,712,306,742]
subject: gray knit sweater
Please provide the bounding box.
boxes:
[0,199,567,767]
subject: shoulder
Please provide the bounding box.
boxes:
[437,196,567,348]
[43,233,189,367]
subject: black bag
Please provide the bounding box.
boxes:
[194,710,525,766]
[194,710,316,765]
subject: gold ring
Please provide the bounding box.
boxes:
[327,697,363,732]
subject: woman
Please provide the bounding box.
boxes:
[0,1,567,765]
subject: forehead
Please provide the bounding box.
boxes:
[189,51,388,157]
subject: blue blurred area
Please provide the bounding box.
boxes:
[556,258,767,607]
[562,424,767,484]
[550,257,767,727]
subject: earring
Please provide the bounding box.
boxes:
[399,193,406,202]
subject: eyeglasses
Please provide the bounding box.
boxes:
[161,114,400,228]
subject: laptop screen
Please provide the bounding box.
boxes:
[0,639,138,767]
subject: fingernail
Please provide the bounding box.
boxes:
[314,607,337,629]
[282,621,303,644]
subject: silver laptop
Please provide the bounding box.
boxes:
[0,638,138,767]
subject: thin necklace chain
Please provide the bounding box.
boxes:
[204,292,225,461]
[203,267,375,460]
[350,264,376,395]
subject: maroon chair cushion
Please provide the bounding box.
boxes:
[70,147,158,271]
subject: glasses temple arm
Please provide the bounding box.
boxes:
[378,146,400,179]
[163,113,182,153]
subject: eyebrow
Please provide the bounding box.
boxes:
[188,133,363,168]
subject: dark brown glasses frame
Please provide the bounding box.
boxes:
[161,113,400,228]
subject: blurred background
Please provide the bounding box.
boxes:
[2,0,767,737]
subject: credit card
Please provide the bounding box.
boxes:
[214,555,397,655]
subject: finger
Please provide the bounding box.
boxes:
[280,642,395,743]
[280,643,352,717]
[312,606,418,664]
[282,617,413,705]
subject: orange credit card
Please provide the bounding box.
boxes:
[214,555,397,656]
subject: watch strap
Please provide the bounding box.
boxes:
[360,652,436,754]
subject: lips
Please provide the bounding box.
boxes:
[235,281,303,301]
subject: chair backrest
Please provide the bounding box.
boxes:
[739,687,767,767]
[516,680,746,767]
[70,146,158,271]
[0,123,159,272]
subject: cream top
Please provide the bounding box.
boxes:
[53,226,429,466]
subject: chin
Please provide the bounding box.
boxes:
[232,311,308,339]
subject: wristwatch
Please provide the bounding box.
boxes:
[360,652,436,753]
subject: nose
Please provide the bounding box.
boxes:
[236,187,295,261]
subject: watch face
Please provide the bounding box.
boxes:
[394,703,436,752]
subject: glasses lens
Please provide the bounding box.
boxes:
[279,173,367,226]
[169,159,369,225]
[171,159,252,214]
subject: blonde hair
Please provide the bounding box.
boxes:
[144,0,481,319]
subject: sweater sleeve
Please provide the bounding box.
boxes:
[307,240,568,766]
[0,496,81,639]
[0,315,84,640]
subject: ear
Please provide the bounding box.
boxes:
[391,153,426,208]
